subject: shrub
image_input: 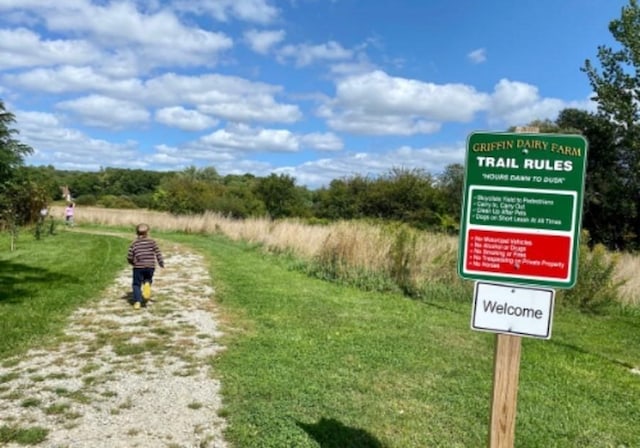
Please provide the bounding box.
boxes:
[130,193,154,209]
[308,224,400,293]
[558,231,623,312]
[388,224,419,295]
[97,195,138,209]
[74,194,97,206]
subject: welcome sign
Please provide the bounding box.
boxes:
[471,281,555,339]
[458,132,588,288]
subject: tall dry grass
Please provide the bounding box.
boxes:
[50,205,640,305]
[614,253,640,306]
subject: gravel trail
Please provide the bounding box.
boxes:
[0,242,228,448]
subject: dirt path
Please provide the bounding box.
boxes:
[0,241,228,448]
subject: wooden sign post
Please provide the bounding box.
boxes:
[488,333,521,447]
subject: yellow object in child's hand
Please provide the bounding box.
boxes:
[142,282,151,300]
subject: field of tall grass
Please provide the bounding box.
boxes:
[50,205,640,306]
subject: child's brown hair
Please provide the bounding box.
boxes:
[136,223,150,236]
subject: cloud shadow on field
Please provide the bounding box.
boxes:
[296,417,387,448]
[0,260,76,304]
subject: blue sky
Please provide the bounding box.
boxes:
[0,0,626,188]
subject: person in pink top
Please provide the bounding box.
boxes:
[64,203,75,226]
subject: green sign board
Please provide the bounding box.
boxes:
[458,132,588,288]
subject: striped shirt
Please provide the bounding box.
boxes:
[127,237,164,269]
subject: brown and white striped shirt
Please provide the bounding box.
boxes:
[127,237,164,269]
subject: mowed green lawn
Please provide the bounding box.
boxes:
[168,233,640,448]
[0,230,130,358]
[1,229,639,447]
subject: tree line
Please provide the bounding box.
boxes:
[24,163,464,233]
[2,0,640,250]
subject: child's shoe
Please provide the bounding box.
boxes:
[133,302,141,310]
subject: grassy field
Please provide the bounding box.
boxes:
[0,227,130,358]
[2,223,640,446]
[166,232,640,447]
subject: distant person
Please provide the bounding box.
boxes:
[127,223,164,310]
[39,206,48,223]
[35,205,49,239]
[64,203,75,226]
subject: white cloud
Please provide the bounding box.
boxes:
[488,79,594,126]
[491,79,539,113]
[155,142,237,166]
[197,97,301,123]
[300,132,343,151]
[321,70,489,135]
[56,95,150,129]
[151,144,201,168]
[329,59,377,77]
[155,107,219,131]
[173,0,279,24]
[335,71,488,121]
[4,65,144,94]
[0,28,98,69]
[173,125,342,160]
[0,2,233,72]
[144,73,302,123]
[16,109,143,170]
[0,0,277,26]
[0,0,55,9]
[468,48,487,64]
[288,143,465,189]
[15,109,63,130]
[244,29,285,54]
[5,69,301,124]
[278,40,353,66]
[200,123,300,152]
[319,106,441,136]
[45,3,230,49]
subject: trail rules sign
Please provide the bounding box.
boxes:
[458,132,588,288]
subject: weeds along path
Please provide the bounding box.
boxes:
[0,234,228,448]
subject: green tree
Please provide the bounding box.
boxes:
[364,168,441,229]
[313,176,370,220]
[217,174,265,218]
[517,110,629,248]
[210,186,266,218]
[436,163,464,232]
[583,0,640,248]
[583,0,640,129]
[0,101,32,183]
[507,119,559,134]
[22,165,59,200]
[177,165,221,183]
[0,101,37,239]
[254,173,309,219]
[153,175,219,214]
[2,168,49,223]
[555,109,631,248]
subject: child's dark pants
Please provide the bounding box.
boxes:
[132,268,155,304]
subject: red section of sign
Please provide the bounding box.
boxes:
[465,229,571,279]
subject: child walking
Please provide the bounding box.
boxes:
[127,223,164,309]
[64,202,75,226]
